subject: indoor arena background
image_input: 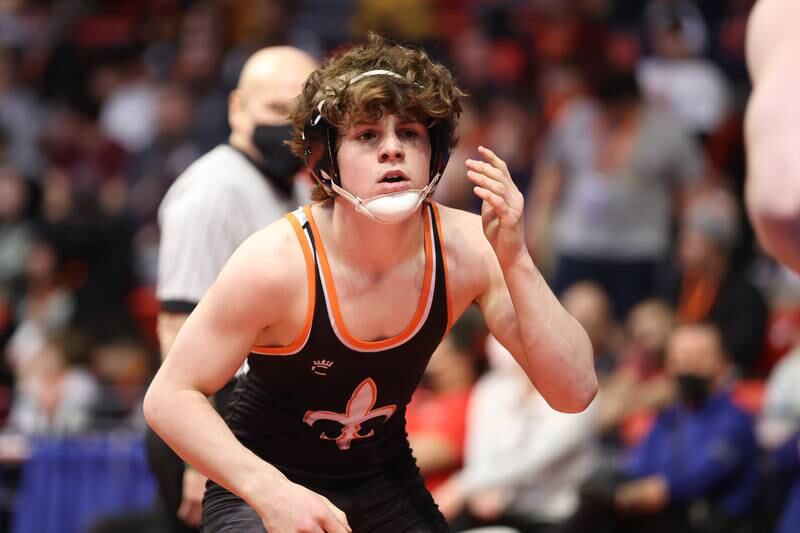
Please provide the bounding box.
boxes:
[0,1,796,532]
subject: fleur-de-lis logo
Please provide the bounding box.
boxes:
[303,378,396,450]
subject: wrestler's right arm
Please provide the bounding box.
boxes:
[143,218,351,533]
[745,0,800,273]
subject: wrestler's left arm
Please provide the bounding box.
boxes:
[464,146,597,413]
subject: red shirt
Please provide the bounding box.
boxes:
[406,387,472,492]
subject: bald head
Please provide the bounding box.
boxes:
[229,46,318,153]
[237,47,317,96]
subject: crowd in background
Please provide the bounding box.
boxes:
[0,0,799,531]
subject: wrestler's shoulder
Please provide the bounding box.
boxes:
[221,217,307,287]
[431,202,488,251]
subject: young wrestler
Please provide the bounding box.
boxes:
[145,34,596,532]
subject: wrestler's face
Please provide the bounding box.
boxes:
[336,113,431,198]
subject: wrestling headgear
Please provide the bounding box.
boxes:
[301,70,453,224]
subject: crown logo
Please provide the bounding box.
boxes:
[311,359,335,375]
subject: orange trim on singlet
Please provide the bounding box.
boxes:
[303,204,435,350]
[250,213,316,356]
[430,202,453,332]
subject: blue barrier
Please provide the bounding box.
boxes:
[11,434,156,533]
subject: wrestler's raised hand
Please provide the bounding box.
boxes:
[465,146,527,267]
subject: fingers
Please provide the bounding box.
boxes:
[465,145,510,182]
[466,169,506,197]
[473,186,508,216]
[465,146,516,200]
[177,498,203,527]
[320,511,351,533]
[465,158,506,185]
[477,145,509,173]
[319,496,351,533]
[467,146,525,225]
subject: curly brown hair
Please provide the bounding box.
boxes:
[288,33,465,201]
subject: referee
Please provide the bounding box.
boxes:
[146,46,317,532]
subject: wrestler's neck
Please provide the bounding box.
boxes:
[322,199,424,273]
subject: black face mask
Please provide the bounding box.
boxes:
[675,374,711,410]
[251,124,303,188]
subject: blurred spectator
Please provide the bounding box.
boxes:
[711,0,752,91]
[448,24,494,98]
[644,0,709,56]
[37,171,136,329]
[560,281,619,376]
[436,335,599,533]
[657,188,767,374]
[638,2,731,138]
[407,307,486,493]
[0,47,44,177]
[435,95,539,215]
[604,29,643,72]
[170,2,229,152]
[535,64,585,133]
[352,0,435,43]
[517,0,609,84]
[559,322,758,533]
[5,238,74,379]
[89,336,154,432]
[97,52,159,154]
[483,95,539,204]
[433,100,482,211]
[616,299,675,384]
[127,82,203,226]
[529,67,703,319]
[39,104,128,191]
[291,0,353,53]
[222,0,322,89]
[0,165,34,290]
[598,299,675,445]
[8,330,99,435]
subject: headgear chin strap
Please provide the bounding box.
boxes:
[301,69,452,203]
[330,174,442,224]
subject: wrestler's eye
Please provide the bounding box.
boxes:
[399,129,419,139]
[357,130,377,141]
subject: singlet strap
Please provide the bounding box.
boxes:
[250,208,316,356]
[429,202,453,332]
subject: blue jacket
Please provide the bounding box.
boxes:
[623,389,758,518]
